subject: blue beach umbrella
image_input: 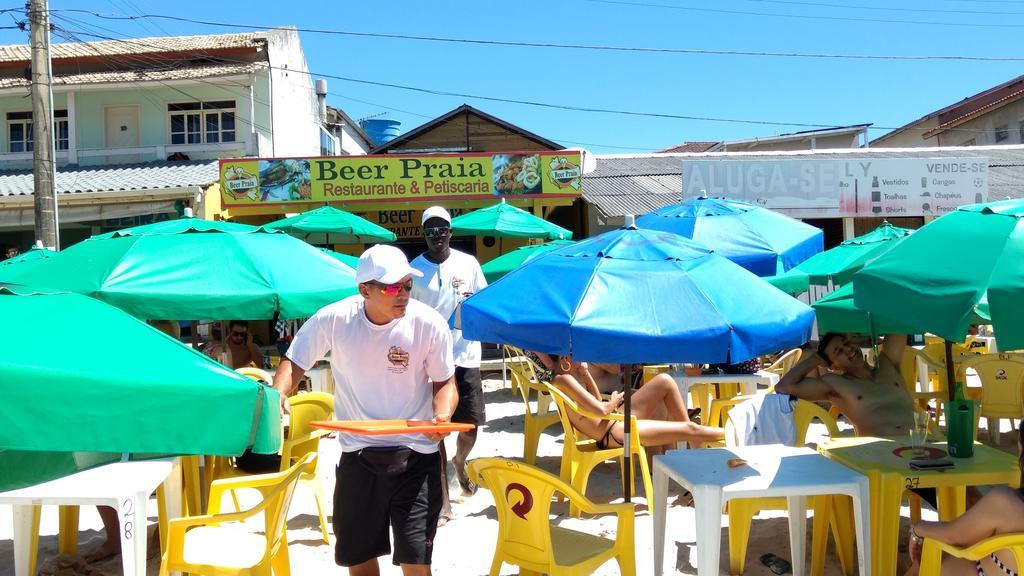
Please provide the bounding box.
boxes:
[462,220,814,499]
[636,195,824,276]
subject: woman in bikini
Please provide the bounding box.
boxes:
[906,421,1024,576]
[548,355,724,449]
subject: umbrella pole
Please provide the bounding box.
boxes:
[623,363,633,503]
[944,339,957,402]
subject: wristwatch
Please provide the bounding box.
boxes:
[910,526,922,542]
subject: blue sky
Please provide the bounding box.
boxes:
[2,0,1023,153]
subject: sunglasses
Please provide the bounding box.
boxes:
[368,279,414,296]
[231,330,247,338]
[423,226,451,237]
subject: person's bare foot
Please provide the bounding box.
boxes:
[452,456,477,496]
[437,510,455,527]
[84,539,120,564]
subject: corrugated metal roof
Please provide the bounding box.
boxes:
[0,33,266,63]
[0,160,219,197]
[0,62,262,90]
[582,147,1024,218]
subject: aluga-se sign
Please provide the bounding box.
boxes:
[682,158,989,218]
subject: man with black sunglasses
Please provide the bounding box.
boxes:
[411,206,488,525]
[274,244,458,575]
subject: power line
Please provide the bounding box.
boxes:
[582,0,1024,27]
[740,0,1024,15]
[53,27,1014,137]
[40,7,1024,60]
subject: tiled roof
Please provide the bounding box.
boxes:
[0,62,262,90]
[923,86,1024,138]
[657,141,719,153]
[582,147,1024,218]
[0,33,266,63]
[0,160,219,197]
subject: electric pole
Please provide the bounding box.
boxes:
[29,0,58,249]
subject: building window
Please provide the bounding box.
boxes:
[319,126,337,156]
[995,124,1009,143]
[7,110,69,152]
[1018,120,1024,143]
[168,100,235,145]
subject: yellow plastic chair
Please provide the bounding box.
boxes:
[721,399,853,576]
[765,348,803,378]
[543,381,654,517]
[642,364,671,384]
[901,347,948,418]
[210,391,334,544]
[957,354,1024,445]
[468,457,636,576]
[503,344,523,397]
[236,366,274,384]
[920,533,1024,576]
[158,453,313,576]
[505,349,561,465]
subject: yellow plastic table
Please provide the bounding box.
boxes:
[818,436,1019,576]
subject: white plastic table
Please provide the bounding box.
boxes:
[0,458,181,576]
[652,445,870,576]
[672,370,780,408]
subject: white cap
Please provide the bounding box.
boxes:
[421,206,451,225]
[355,245,423,284]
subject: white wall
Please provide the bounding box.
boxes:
[265,27,321,157]
[337,124,371,155]
[872,117,941,148]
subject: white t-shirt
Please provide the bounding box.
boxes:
[286,296,454,454]
[410,249,488,368]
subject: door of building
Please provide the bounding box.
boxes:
[104,105,140,164]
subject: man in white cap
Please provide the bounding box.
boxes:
[273,244,458,576]
[411,205,488,524]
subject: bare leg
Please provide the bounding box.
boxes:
[437,442,454,526]
[85,506,121,562]
[630,418,724,447]
[348,559,380,576]
[400,563,432,576]
[630,373,688,422]
[451,429,478,496]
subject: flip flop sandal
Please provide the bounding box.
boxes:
[760,553,792,575]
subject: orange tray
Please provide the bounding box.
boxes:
[311,420,475,436]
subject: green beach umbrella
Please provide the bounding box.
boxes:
[854,198,1024,351]
[450,199,572,240]
[0,245,54,267]
[320,247,359,270]
[0,218,358,320]
[0,287,280,490]
[814,284,990,336]
[796,221,913,285]
[764,267,810,296]
[480,240,574,283]
[263,205,397,243]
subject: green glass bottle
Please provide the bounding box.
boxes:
[947,380,975,458]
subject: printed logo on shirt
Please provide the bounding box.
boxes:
[452,277,465,291]
[387,345,410,373]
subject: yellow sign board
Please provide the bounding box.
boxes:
[219,151,583,206]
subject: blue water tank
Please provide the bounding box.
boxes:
[360,119,402,146]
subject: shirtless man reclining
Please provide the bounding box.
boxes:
[776,332,915,437]
[549,355,724,449]
[776,332,979,510]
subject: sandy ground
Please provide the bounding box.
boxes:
[6,370,991,576]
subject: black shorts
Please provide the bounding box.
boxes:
[451,366,485,426]
[333,448,442,567]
